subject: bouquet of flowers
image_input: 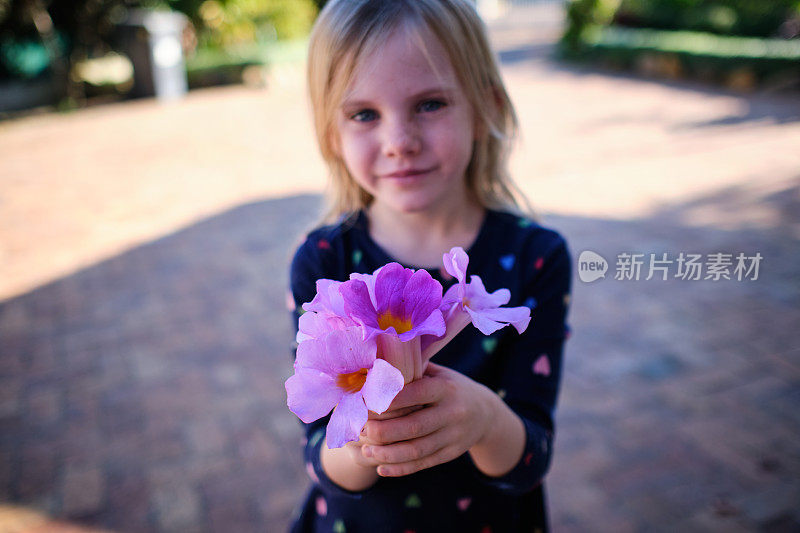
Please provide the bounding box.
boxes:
[285,247,531,448]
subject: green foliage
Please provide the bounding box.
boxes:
[585,25,800,58]
[559,0,800,87]
[562,0,622,52]
[1,0,318,66]
[612,0,800,37]
[575,25,800,84]
[184,0,317,48]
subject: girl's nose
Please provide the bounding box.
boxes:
[381,119,421,158]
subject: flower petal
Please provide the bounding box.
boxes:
[303,279,345,316]
[466,305,531,335]
[443,247,469,284]
[402,268,444,327]
[349,271,378,309]
[285,368,341,423]
[375,263,413,315]
[341,279,380,334]
[297,311,350,342]
[322,327,377,375]
[464,306,505,335]
[295,336,332,374]
[323,279,347,316]
[498,306,531,333]
[361,358,404,413]
[326,392,368,448]
[465,275,510,308]
[441,284,462,310]
[398,309,445,341]
[296,327,376,375]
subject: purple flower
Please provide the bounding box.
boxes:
[303,279,347,316]
[297,279,354,342]
[445,247,531,334]
[340,263,445,342]
[285,327,404,448]
[296,310,350,342]
[348,267,384,309]
[457,275,531,334]
[422,247,531,360]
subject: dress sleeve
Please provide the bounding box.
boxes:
[470,235,572,494]
[289,236,366,499]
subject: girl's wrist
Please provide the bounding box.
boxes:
[470,391,526,478]
[476,386,503,448]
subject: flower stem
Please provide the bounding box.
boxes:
[421,308,471,363]
[377,334,422,384]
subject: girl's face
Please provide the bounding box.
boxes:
[333,26,477,216]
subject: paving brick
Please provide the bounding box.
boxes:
[185,419,229,457]
[16,444,58,502]
[206,497,259,533]
[104,470,150,532]
[672,508,752,532]
[732,483,800,525]
[0,380,22,419]
[130,349,172,383]
[25,385,62,426]
[61,465,104,517]
[0,4,798,532]
[150,483,202,532]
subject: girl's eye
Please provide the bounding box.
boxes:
[418,100,446,113]
[350,109,377,122]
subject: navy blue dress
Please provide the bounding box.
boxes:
[288,209,572,533]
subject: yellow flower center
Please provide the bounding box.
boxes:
[377,312,413,334]
[336,368,369,393]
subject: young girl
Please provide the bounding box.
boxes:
[289,1,571,531]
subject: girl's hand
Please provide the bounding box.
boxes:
[320,403,425,492]
[360,362,499,477]
[344,405,423,469]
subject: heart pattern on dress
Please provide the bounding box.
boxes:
[533,354,550,376]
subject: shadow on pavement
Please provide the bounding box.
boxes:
[1,185,798,531]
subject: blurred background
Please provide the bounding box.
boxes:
[1,0,799,531]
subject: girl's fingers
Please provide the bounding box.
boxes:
[363,429,448,465]
[364,404,443,444]
[387,374,444,411]
[345,440,380,468]
[376,444,461,477]
[368,405,421,421]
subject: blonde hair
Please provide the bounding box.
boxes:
[307,0,536,222]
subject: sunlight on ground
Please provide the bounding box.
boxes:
[0,504,108,533]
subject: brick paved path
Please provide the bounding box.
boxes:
[1,4,799,532]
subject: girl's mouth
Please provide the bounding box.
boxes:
[383,167,436,179]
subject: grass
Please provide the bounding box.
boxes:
[582,26,800,61]
[561,25,800,88]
